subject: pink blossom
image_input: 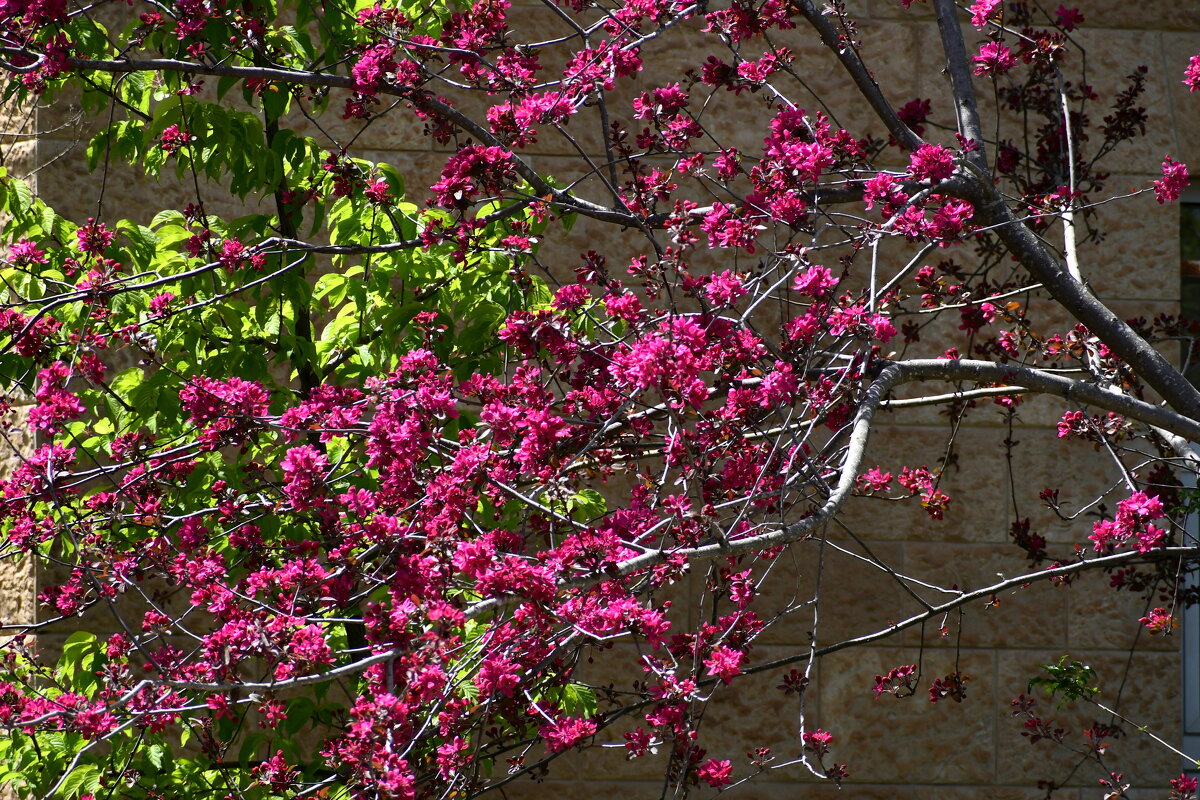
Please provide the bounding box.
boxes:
[1118,491,1165,521]
[159,124,190,155]
[9,238,46,265]
[909,144,955,182]
[1171,774,1198,800]
[149,292,174,317]
[1135,524,1166,553]
[857,468,893,493]
[802,729,833,757]
[1186,55,1200,92]
[863,172,902,211]
[279,445,329,511]
[1055,5,1084,30]
[1057,410,1086,439]
[714,149,740,179]
[792,265,838,297]
[727,570,757,609]
[431,145,516,209]
[873,664,917,698]
[869,313,897,343]
[701,202,760,251]
[973,41,1016,75]
[959,301,997,333]
[553,284,590,310]
[1154,156,1190,203]
[969,0,1001,28]
[705,270,746,306]
[633,83,689,119]
[351,43,396,95]
[704,644,745,684]
[364,178,392,205]
[539,715,597,752]
[180,376,269,429]
[696,759,734,788]
[75,218,114,255]
[604,291,644,321]
[1139,607,1176,635]
[29,362,85,433]
[1088,519,1120,553]
[475,657,522,698]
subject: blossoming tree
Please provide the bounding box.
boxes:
[0,0,1196,796]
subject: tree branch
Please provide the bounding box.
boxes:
[931,0,988,167]
[791,0,923,151]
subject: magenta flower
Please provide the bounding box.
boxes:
[1184,54,1200,92]
[704,644,746,684]
[1139,607,1176,635]
[75,218,114,255]
[1055,5,1084,30]
[969,0,1001,28]
[704,270,746,306]
[802,729,833,757]
[696,759,734,788]
[973,41,1016,75]
[1155,156,1190,203]
[539,715,598,753]
[909,144,955,182]
[9,238,46,265]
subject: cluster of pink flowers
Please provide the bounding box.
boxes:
[1185,54,1200,92]
[974,41,1016,75]
[1089,492,1167,554]
[1155,156,1190,203]
[431,145,517,209]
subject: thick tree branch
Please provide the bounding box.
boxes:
[962,181,1200,422]
[791,0,923,151]
[931,0,988,168]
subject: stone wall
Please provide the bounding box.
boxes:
[5,0,1200,797]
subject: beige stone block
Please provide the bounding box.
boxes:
[752,538,918,648]
[995,648,1180,788]
[775,21,927,148]
[867,0,937,23]
[0,552,34,629]
[1066,29,1176,177]
[1067,569,1182,651]
[897,789,1084,800]
[693,644,823,778]
[902,541,1070,649]
[1072,2,1200,32]
[0,100,37,147]
[285,89,433,155]
[817,646,997,784]
[1002,428,1126,548]
[836,423,1012,543]
[575,644,817,783]
[721,783,900,800]
[1163,33,1200,169]
[496,781,664,800]
[351,147,446,206]
[1075,185,1179,301]
[0,140,38,201]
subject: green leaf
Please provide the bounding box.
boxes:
[569,489,607,520]
[1028,655,1099,708]
[376,162,406,200]
[145,742,170,772]
[561,682,598,718]
[8,177,32,216]
[57,764,101,798]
